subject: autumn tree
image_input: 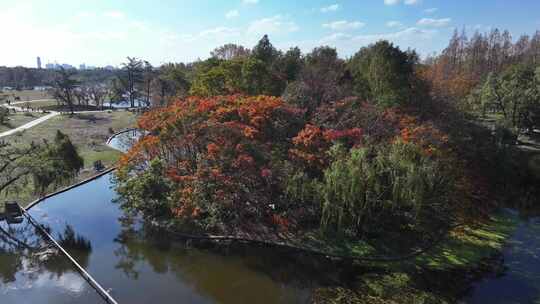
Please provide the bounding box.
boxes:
[283,46,350,116]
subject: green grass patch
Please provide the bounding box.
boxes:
[2,111,138,207]
[0,90,51,103]
[0,112,46,133]
[299,232,375,257]
[414,211,518,270]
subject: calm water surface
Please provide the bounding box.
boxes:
[19,173,314,304]
[465,209,540,303]
[2,131,540,303]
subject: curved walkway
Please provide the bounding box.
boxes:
[0,103,113,138]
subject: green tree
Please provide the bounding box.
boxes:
[189,67,228,97]
[481,65,540,135]
[349,40,416,107]
[0,107,9,125]
[318,141,454,236]
[277,47,303,83]
[120,57,144,108]
[211,43,250,60]
[32,131,84,194]
[241,57,268,95]
[252,34,279,64]
[50,67,80,114]
[190,58,248,97]
[0,132,83,196]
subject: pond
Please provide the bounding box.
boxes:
[464,209,540,303]
[2,131,540,303]
[2,173,318,304]
[103,100,146,109]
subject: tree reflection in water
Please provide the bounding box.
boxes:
[112,214,351,303]
[0,220,93,285]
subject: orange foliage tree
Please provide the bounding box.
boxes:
[117,95,305,232]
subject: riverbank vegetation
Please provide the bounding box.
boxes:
[113,29,540,302]
[2,111,137,205]
[0,130,83,210]
[116,30,540,242]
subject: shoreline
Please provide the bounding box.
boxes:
[22,129,520,303]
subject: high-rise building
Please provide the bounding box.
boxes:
[37,56,42,69]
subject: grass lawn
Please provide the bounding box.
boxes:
[0,112,46,133]
[0,90,51,103]
[15,99,119,112]
[15,99,58,109]
[2,110,138,207]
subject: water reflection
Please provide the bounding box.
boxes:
[22,173,321,303]
[0,219,100,303]
[108,129,141,153]
[111,215,330,303]
[466,209,540,303]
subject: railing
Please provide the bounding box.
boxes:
[18,204,119,304]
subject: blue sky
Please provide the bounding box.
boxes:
[0,0,539,67]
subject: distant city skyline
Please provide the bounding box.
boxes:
[1,0,539,67]
[41,59,117,70]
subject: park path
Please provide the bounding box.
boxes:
[0,111,60,138]
[0,103,111,138]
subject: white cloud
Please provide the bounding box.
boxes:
[320,32,353,43]
[404,0,420,5]
[417,18,451,27]
[318,27,438,56]
[225,10,239,19]
[423,8,438,14]
[247,15,298,36]
[320,4,340,13]
[384,0,419,5]
[103,11,125,19]
[473,24,493,31]
[384,0,400,5]
[322,20,365,31]
[75,11,95,18]
[386,20,403,28]
[199,26,240,37]
[242,0,259,4]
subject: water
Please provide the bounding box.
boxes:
[465,209,540,303]
[103,100,146,109]
[107,129,141,153]
[2,130,540,303]
[0,217,103,303]
[1,174,314,303]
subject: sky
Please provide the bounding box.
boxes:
[0,0,539,68]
